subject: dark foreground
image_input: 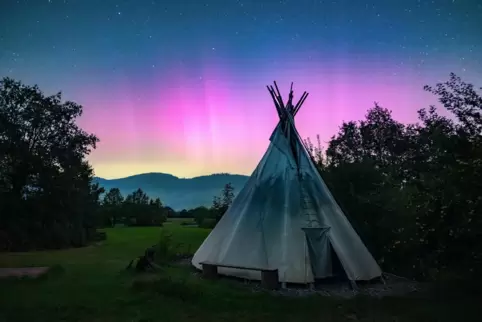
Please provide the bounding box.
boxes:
[0,225,479,322]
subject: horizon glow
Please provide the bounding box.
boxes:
[77,63,458,179]
[1,1,481,179]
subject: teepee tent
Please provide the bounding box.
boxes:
[192,82,382,285]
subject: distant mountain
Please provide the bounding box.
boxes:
[93,172,250,211]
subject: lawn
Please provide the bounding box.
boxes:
[0,222,478,322]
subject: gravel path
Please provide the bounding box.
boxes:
[250,273,424,298]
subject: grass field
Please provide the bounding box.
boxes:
[0,221,478,322]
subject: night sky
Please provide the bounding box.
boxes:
[1,0,481,179]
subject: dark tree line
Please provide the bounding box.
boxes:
[98,188,166,227]
[97,183,235,229]
[2,73,480,289]
[305,73,482,284]
[0,78,170,251]
[0,78,104,251]
[172,183,235,228]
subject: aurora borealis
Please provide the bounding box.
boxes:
[1,0,481,178]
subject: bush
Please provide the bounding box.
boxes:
[156,230,175,263]
[155,230,190,263]
[199,218,216,229]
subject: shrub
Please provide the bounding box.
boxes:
[199,218,216,229]
[155,230,190,263]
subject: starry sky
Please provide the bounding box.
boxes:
[1,0,481,179]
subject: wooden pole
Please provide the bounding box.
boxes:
[270,85,286,119]
[294,92,309,116]
[273,81,285,109]
[293,92,307,111]
[267,86,283,119]
[287,82,294,113]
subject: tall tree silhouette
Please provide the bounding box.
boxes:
[211,183,235,223]
[307,74,482,282]
[0,77,102,250]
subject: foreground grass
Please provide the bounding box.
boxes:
[0,223,479,322]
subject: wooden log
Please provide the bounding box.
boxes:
[202,263,218,279]
[261,269,279,290]
[200,261,279,290]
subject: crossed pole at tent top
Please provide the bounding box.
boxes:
[266,82,310,172]
[266,81,309,122]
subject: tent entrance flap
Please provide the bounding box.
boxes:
[302,227,333,279]
[329,243,347,280]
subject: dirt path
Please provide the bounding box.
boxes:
[0,267,49,278]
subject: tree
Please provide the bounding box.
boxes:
[408,75,482,280]
[0,77,100,250]
[306,73,482,283]
[103,188,124,206]
[424,73,482,138]
[125,188,149,205]
[190,206,211,227]
[151,197,162,209]
[100,188,124,227]
[178,209,189,218]
[211,183,235,223]
[304,134,326,170]
[121,189,166,227]
[221,182,235,207]
[326,104,409,177]
[163,206,176,218]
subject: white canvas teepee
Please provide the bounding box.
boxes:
[192,82,382,284]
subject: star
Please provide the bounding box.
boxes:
[1,0,481,184]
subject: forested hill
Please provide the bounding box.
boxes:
[93,173,249,210]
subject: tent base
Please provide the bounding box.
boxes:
[199,262,280,290]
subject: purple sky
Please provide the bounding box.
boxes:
[1,0,480,178]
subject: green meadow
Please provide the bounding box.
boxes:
[0,221,478,322]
